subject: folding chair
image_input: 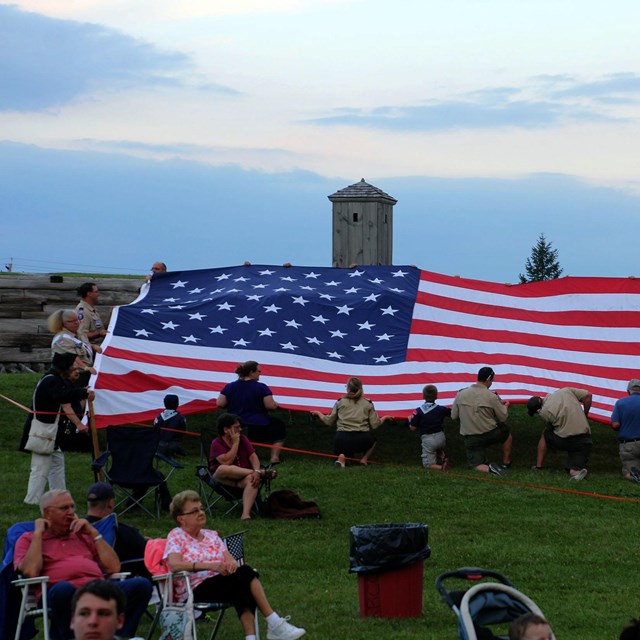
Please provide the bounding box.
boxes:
[146,532,256,640]
[1,514,118,640]
[92,425,184,519]
[196,435,274,517]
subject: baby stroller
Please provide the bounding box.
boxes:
[435,567,556,640]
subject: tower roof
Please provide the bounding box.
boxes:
[328,178,397,204]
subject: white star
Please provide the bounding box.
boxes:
[285,319,302,329]
[368,278,384,284]
[227,288,242,293]
[325,280,340,286]
[352,344,369,352]
[259,269,275,275]
[252,284,269,289]
[357,321,376,330]
[232,338,250,347]
[281,276,297,282]
[209,288,225,294]
[188,287,204,294]
[182,334,201,343]
[374,355,390,363]
[344,287,360,294]
[304,271,321,279]
[330,329,347,338]
[274,287,289,292]
[389,287,404,293]
[169,305,186,310]
[236,315,254,324]
[392,269,408,277]
[349,270,365,277]
[300,285,316,291]
[188,312,206,321]
[140,308,158,315]
[215,273,231,281]
[234,276,249,282]
[264,304,282,313]
[134,328,151,337]
[319,293,335,300]
[217,302,234,311]
[161,321,179,330]
[376,333,394,341]
[327,351,344,359]
[312,314,329,324]
[336,304,353,315]
[163,298,178,303]
[209,325,227,334]
[381,306,398,316]
[171,280,187,288]
[258,328,276,337]
[306,336,323,345]
[280,342,298,351]
[292,296,308,306]
[364,293,380,302]
[246,295,263,301]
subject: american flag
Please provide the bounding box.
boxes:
[91,265,640,428]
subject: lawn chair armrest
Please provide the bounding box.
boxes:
[12,575,50,587]
[91,450,111,473]
[109,572,131,580]
[155,452,184,468]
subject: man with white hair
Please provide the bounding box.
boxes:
[611,379,640,482]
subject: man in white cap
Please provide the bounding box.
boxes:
[611,379,640,482]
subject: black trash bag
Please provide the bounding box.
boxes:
[349,523,430,573]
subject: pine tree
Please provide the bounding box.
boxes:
[519,233,563,283]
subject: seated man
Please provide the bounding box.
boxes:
[527,387,593,481]
[85,482,150,578]
[70,580,125,640]
[14,489,151,640]
[209,413,275,521]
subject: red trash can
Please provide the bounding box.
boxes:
[349,523,430,618]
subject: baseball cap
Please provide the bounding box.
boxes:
[477,366,495,382]
[527,396,543,416]
[627,379,640,392]
[87,482,115,501]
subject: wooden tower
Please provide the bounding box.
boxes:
[328,178,397,267]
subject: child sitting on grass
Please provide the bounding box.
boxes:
[409,384,452,470]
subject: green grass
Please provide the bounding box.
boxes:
[1,373,638,639]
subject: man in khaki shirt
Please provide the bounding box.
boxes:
[451,367,511,476]
[527,387,592,481]
[75,283,108,350]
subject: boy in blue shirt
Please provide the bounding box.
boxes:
[154,394,187,457]
[409,385,452,470]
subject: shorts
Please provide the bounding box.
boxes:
[334,431,376,458]
[246,417,287,444]
[543,429,592,471]
[420,431,446,467]
[464,423,510,468]
[618,440,640,475]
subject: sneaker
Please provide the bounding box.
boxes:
[630,467,640,483]
[267,616,306,640]
[531,465,543,471]
[334,454,346,468]
[569,468,588,481]
[488,463,505,477]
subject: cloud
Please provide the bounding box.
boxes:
[2,141,640,281]
[0,4,237,111]
[307,73,640,132]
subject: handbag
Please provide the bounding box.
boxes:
[158,572,195,640]
[24,376,60,456]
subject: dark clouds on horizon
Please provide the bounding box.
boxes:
[1,141,639,281]
[0,4,238,111]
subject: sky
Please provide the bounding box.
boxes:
[1,0,639,282]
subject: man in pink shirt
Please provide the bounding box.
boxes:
[14,489,151,640]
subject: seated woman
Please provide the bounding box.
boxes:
[209,413,275,521]
[164,490,305,640]
[310,377,393,467]
[216,360,286,463]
